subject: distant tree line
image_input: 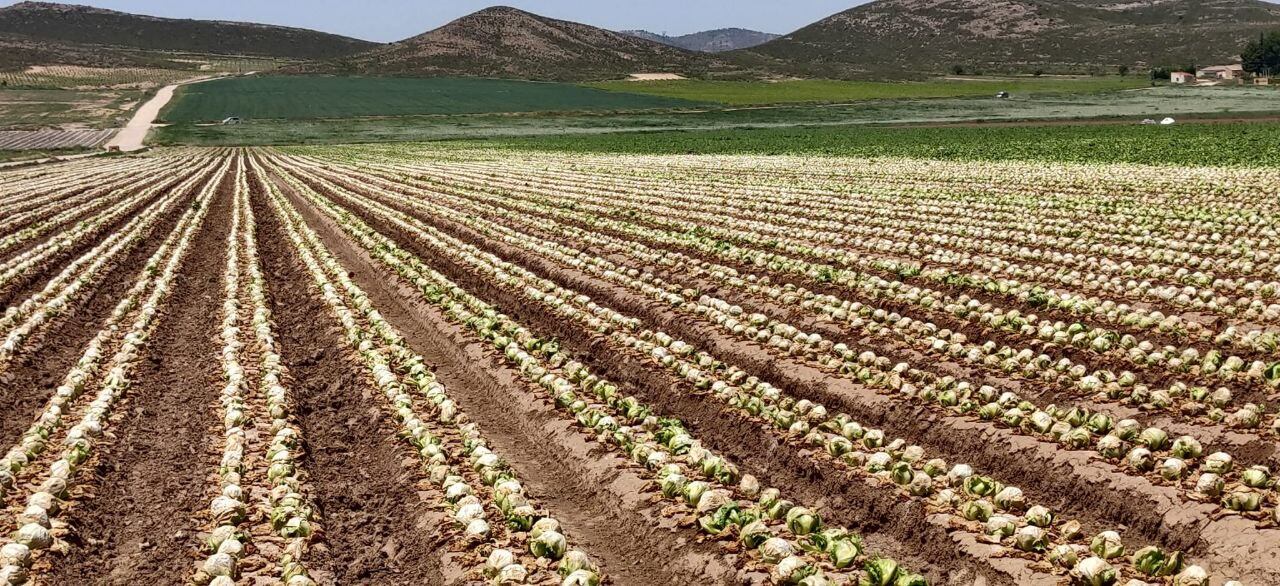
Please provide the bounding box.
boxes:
[1242,31,1280,76]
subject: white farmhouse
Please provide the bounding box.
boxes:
[1198,64,1244,80]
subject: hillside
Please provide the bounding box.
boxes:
[740,0,1280,75]
[299,6,725,81]
[0,35,147,71]
[622,28,779,52]
[0,2,378,61]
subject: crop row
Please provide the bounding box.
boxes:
[0,158,227,583]
[256,156,605,585]
[281,156,1280,527]
[265,153,1234,585]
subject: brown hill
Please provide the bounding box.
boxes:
[298,6,726,81]
[0,1,377,65]
[739,0,1280,75]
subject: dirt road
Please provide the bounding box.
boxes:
[105,76,219,152]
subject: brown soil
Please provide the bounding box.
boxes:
[0,173,174,309]
[310,166,1179,542]
[275,166,744,586]
[418,163,1271,376]
[250,178,448,585]
[429,202,1279,470]
[294,163,1280,582]
[11,150,1280,585]
[42,168,230,584]
[0,188,185,451]
[281,169,1050,585]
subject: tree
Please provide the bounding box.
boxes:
[951,64,965,75]
[1118,65,1130,77]
[1242,31,1280,76]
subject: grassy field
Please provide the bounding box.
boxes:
[482,122,1280,168]
[152,86,1280,147]
[583,77,1151,105]
[160,76,701,122]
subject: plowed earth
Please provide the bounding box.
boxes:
[0,147,1277,585]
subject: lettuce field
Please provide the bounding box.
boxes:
[0,145,1277,585]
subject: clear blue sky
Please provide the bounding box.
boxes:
[0,1,871,42]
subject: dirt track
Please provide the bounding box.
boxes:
[105,76,218,152]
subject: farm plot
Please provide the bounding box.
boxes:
[160,76,701,123]
[0,145,1277,585]
[0,129,116,150]
[0,66,193,90]
[0,88,144,131]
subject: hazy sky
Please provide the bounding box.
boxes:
[0,1,871,42]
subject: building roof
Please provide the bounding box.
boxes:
[1201,64,1244,72]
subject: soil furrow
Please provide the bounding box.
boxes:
[0,177,175,310]
[0,167,173,267]
[340,169,1280,566]
[406,191,1280,468]
[320,166,1193,547]
[277,172,746,586]
[313,163,1280,467]
[403,164,1246,358]
[0,190,187,450]
[286,171,1053,586]
[251,183,447,586]
[41,170,232,585]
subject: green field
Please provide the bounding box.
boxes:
[583,77,1152,105]
[160,76,701,122]
[152,86,1280,148]
[484,122,1280,168]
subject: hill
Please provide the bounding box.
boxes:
[0,2,378,61]
[0,34,146,71]
[298,6,725,81]
[622,28,779,52]
[739,0,1280,75]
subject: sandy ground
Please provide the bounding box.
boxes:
[627,73,687,81]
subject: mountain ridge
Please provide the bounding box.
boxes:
[622,28,780,53]
[0,1,379,62]
[738,0,1280,75]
